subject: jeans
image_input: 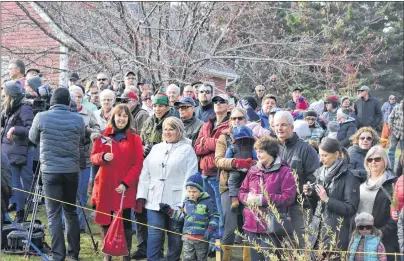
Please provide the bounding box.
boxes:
[10,146,34,211]
[389,134,403,168]
[203,175,223,237]
[42,172,80,261]
[134,210,148,255]
[248,232,282,261]
[147,209,182,261]
[77,167,91,230]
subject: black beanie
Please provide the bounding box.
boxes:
[303,110,317,118]
[4,80,23,97]
[50,88,71,106]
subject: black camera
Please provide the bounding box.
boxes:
[24,84,52,113]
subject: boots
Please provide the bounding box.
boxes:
[243,245,251,261]
[100,226,112,261]
[123,229,132,261]
[230,197,239,212]
[222,245,232,261]
[15,209,25,223]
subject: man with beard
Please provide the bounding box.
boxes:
[119,90,149,135]
[174,97,203,145]
[194,83,215,123]
[96,72,112,91]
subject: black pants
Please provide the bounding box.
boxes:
[102,208,132,230]
[134,210,148,254]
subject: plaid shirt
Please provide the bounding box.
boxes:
[305,122,325,142]
[381,101,397,123]
[388,101,403,139]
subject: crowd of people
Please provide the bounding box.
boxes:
[1,59,404,261]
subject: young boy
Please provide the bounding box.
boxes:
[159,173,219,261]
[225,126,257,211]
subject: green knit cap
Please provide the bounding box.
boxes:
[152,87,169,106]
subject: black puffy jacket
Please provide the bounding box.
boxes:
[348,145,369,183]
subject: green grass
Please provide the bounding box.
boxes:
[2,205,242,260]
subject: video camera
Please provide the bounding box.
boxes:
[24,83,53,113]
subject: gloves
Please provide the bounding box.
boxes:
[246,192,263,206]
[159,203,173,216]
[232,158,255,170]
[204,226,216,240]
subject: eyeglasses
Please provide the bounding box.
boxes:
[214,100,227,104]
[97,78,107,81]
[357,225,373,231]
[305,117,316,121]
[359,136,372,141]
[199,90,212,94]
[231,116,245,121]
[358,90,366,92]
[143,97,151,101]
[178,106,192,110]
[367,157,382,163]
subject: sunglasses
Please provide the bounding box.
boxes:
[143,97,151,101]
[357,225,373,231]
[199,90,212,94]
[359,136,372,141]
[214,100,227,104]
[367,157,382,163]
[257,90,264,92]
[231,116,245,121]
[97,78,107,81]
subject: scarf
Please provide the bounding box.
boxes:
[363,173,386,191]
[256,157,281,173]
[320,158,345,185]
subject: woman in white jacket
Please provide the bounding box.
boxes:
[137,116,198,261]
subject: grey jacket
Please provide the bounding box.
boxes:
[79,106,100,168]
[354,95,382,130]
[29,104,85,174]
[183,117,203,146]
[279,132,320,207]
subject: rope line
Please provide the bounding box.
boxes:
[13,187,404,257]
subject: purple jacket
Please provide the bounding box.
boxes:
[239,158,297,233]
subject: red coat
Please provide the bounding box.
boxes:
[391,175,404,216]
[90,126,144,225]
[194,114,230,176]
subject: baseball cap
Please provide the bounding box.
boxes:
[69,72,79,81]
[120,90,138,101]
[292,87,302,92]
[26,68,40,75]
[174,97,196,107]
[125,71,136,77]
[212,94,229,103]
[358,86,370,92]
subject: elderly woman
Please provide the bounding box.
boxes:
[1,80,34,222]
[69,85,100,233]
[348,127,380,182]
[357,146,399,260]
[335,108,357,148]
[137,117,198,261]
[93,89,116,132]
[303,138,360,256]
[215,107,256,260]
[91,105,144,261]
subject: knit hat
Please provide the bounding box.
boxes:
[152,87,169,106]
[50,87,71,106]
[326,95,340,108]
[327,121,340,132]
[341,96,350,104]
[303,110,317,118]
[69,72,79,81]
[309,100,325,116]
[355,212,374,226]
[293,120,310,138]
[185,173,204,192]
[232,126,255,140]
[4,80,23,97]
[26,76,42,92]
[296,97,309,110]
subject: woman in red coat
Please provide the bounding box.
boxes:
[90,104,144,261]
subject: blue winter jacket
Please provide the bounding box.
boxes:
[29,104,85,174]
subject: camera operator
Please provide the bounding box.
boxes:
[29,88,85,261]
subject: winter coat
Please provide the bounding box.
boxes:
[1,96,34,165]
[348,145,369,183]
[93,109,110,132]
[239,158,297,234]
[29,104,85,174]
[354,96,382,130]
[194,113,230,176]
[310,159,360,250]
[388,101,403,140]
[381,101,397,124]
[131,104,149,135]
[257,109,269,129]
[362,171,399,258]
[79,106,101,168]
[82,99,98,112]
[90,126,144,225]
[182,117,204,146]
[137,139,198,211]
[337,118,357,148]
[305,122,325,143]
[285,99,296,110]
[348,232,387,261]
[169,192,219,236]
[140,109,176,146]
[391,175,404,219]
[1,152,12,215]
[194,103,215,123]
[321,110,337,125]
[216,132,236,194]
[398,209,404,253]
[279,132,319,207]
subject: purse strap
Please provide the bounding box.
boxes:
[119,191,125,210]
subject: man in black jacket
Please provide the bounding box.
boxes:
[174,97,203,146]
[274,111,320,249]
[354,85,382,131]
